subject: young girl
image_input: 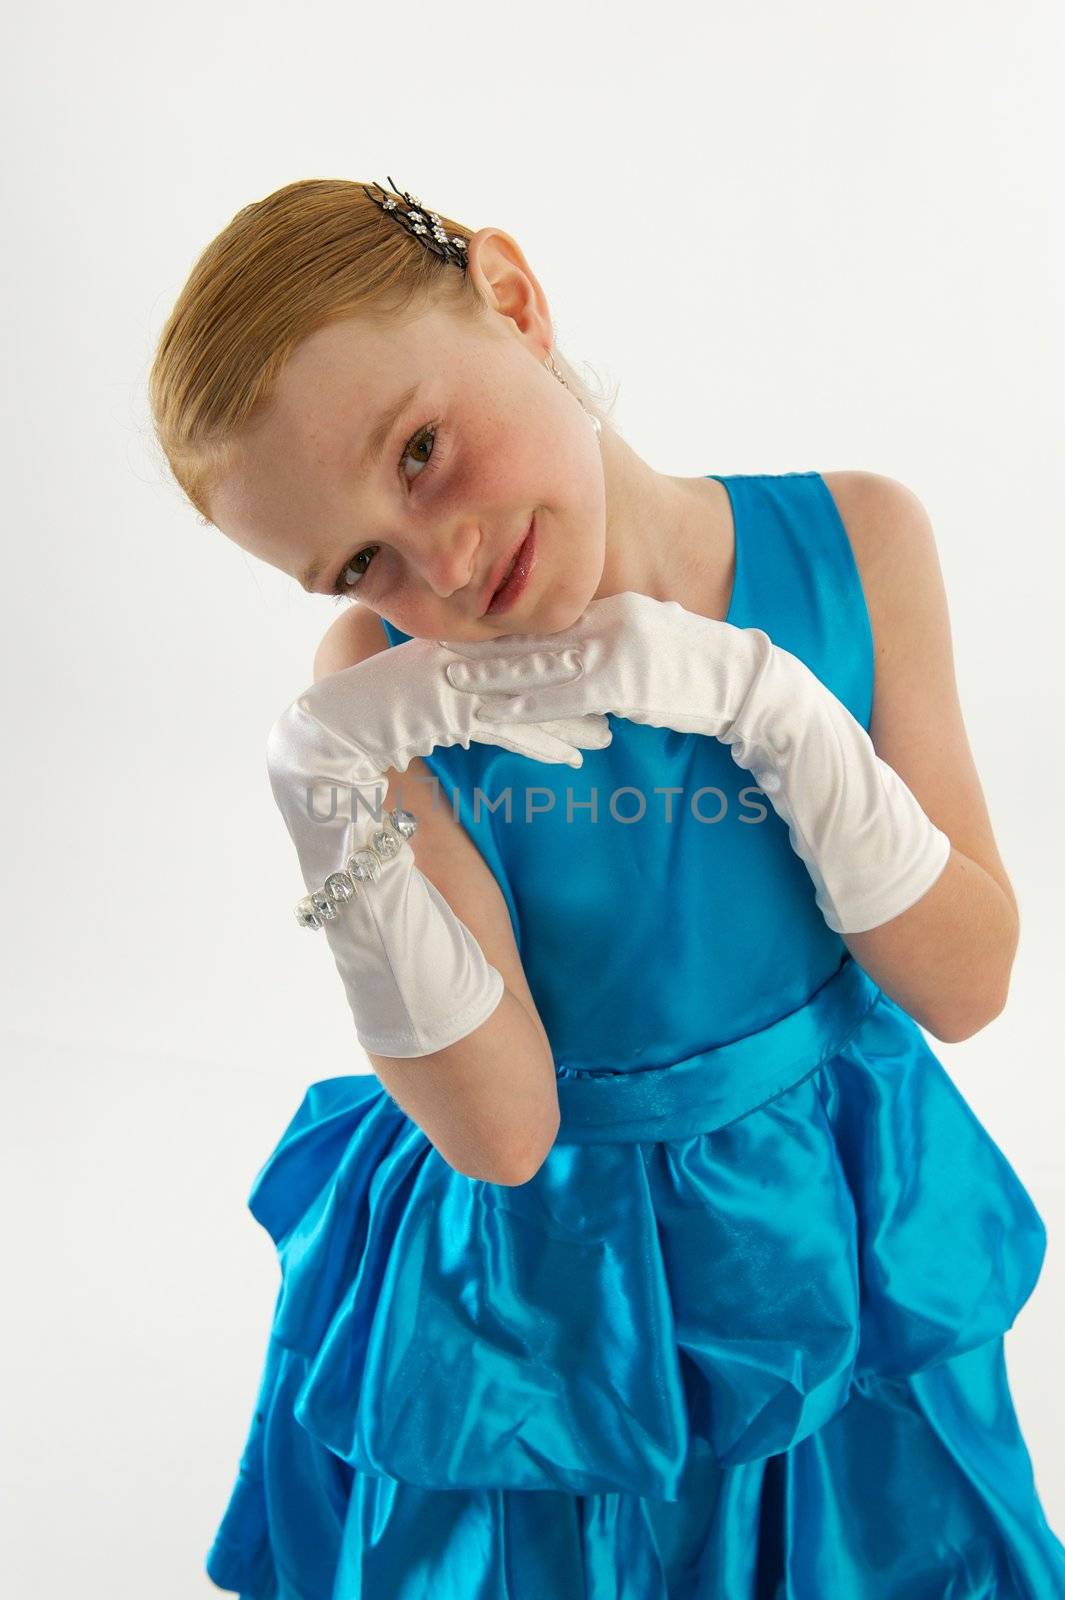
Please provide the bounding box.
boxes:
[151,177,1065,1597]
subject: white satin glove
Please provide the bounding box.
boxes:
[265,634,611,1057]
[443,591,952,935]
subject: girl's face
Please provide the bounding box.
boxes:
[206,233,608,641]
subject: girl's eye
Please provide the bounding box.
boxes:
[331,420,442,602]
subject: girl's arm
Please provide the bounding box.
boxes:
[312,606,560,1184]
[821,471,1019,1043]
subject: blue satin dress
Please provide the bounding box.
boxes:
[207,471,1065,1597]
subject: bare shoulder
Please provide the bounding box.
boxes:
[819,470,940,665]
[312,602,391,680]
[819,469,1017,913]
[819,469,960,707]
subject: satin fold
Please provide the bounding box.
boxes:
[208,959,1047,1506]
[207,971,1063,1594]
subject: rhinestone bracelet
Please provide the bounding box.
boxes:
[294,807,419,930]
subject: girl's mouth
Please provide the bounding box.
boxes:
[485,514,537,615]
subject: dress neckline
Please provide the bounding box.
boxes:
[704,473,743,626]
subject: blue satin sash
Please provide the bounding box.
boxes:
[554,956,881,1143]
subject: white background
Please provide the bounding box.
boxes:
[3,0,1063,1592]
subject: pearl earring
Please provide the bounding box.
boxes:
[544,352,603,439]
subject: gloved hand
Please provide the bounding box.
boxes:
[442,591,952,935]
[265,634,612,1057]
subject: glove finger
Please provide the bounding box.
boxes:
[437,635,526,658]
[446,650,583,694]
[470,725,585,767]
[438,630,566,658]
[475,687,590,725]
[541,712,613,749]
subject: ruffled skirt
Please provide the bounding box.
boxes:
[205,961,1065,1597]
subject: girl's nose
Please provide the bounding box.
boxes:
[422,525,480,599]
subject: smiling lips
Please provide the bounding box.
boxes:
[483,513,535,616]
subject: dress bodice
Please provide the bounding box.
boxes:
[379,472,875,1068]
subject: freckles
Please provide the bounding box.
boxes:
[449,451,513,511]
[485,434,541,501]
[446,453,478,498]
